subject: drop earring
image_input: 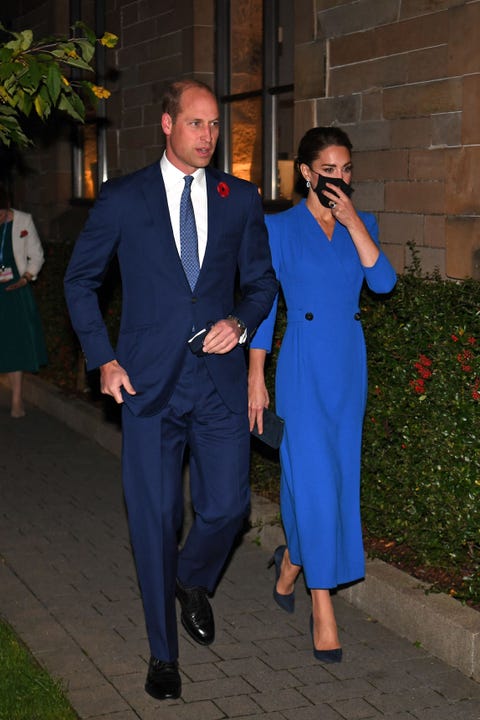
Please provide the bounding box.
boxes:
[306,180,311,188]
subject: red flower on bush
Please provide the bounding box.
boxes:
[472,379,480,401]
[410,378,425,395]
[410,354,433,395]
[217,181,230,198]
[20,229,28,237]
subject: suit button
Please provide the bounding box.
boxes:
[354,312,361,320]
[305,312,314,321]
[191,297,197,303]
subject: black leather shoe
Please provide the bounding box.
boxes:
[176,579,215,645]
[145,657,181,700]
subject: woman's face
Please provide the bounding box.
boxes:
[305,144,353,187]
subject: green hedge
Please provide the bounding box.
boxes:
[34,242,479,604]
[360,260,479,603]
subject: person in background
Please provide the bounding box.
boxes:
[64,79,277,700]
[0,186,47,417]
[248,126,396,663]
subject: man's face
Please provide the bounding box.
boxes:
[162,87,220,174]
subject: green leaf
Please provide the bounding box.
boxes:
[39,84,52,118]
[73,21,97,45]
[58,92,84,122]
[46,63,62,104]
[74,39,95,64]
[15,88,33,116]
[62,55,93,72]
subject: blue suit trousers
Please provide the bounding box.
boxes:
[121,351,250,660]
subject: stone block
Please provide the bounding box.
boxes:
[346,121,391,152]
[408,149,446,181]
[415,245,445,276]
[193,26,215,73]
[462,74,480,145]
[448,2,480,75]
[407,45,448,83]
[424,214,446,249]
[391,118,432,149]
[122,83,154,109]
[354,150,408,181]
[379,212,424,248]
[385,180,445,214]
[294,100,316,150]
[193,0,214,25]
[120,3,138,27]
[330,11,448,66]
[317,0,399,41]
[381,241,404,274]
[331,54,407,96]
[361,91,383,121]
[295,41,325,100]
[445,146,480,215]
[294,0,316,44]
[400,0,464,19]
[432,112,461,148]
[122,18,158,46]
[384,79,463,119]
[446,217,480,280]
[316,95,361,125]
[353,181,384,212]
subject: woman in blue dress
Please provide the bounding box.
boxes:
[248,127,396,662]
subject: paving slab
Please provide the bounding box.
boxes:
[0,381,479,719]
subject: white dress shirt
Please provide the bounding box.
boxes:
[160,152,208,265]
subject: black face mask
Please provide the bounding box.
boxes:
[310,171,353,208]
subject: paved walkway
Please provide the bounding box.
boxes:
[1,386,479,720]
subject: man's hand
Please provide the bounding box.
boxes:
[100,359,136,404]
[202,318,241,355]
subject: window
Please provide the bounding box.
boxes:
[216,0,294,203]
[70,0,107,200]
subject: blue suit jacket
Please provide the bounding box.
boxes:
[64,162,278,417]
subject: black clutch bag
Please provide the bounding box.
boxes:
[251,408,284,449]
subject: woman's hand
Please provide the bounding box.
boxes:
[324,183,380,267]
[5,275,30,291]
[323,183,358,230]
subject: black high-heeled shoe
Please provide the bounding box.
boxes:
[309,615,342,663]
[267,545,295,613]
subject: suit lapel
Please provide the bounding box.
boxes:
[139,163,189,285]
[201,168,224,274]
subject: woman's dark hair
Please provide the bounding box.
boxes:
[296,126,353,167]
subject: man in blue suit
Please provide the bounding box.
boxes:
[64,79,277,700]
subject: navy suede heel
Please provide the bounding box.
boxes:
[309,615,342,663]
[267,545,295,613]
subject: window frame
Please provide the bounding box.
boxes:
[215,0,293,204]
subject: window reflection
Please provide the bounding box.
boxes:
[231,98,262,188]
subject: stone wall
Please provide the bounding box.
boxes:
[294,0,480,278]
[2,0,480,278]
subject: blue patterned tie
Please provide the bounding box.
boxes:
[180,175,200,291]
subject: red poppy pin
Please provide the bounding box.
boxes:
[217,181,230,198]
[20,230,28,237]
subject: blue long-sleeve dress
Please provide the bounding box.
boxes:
[251,200,396,589]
